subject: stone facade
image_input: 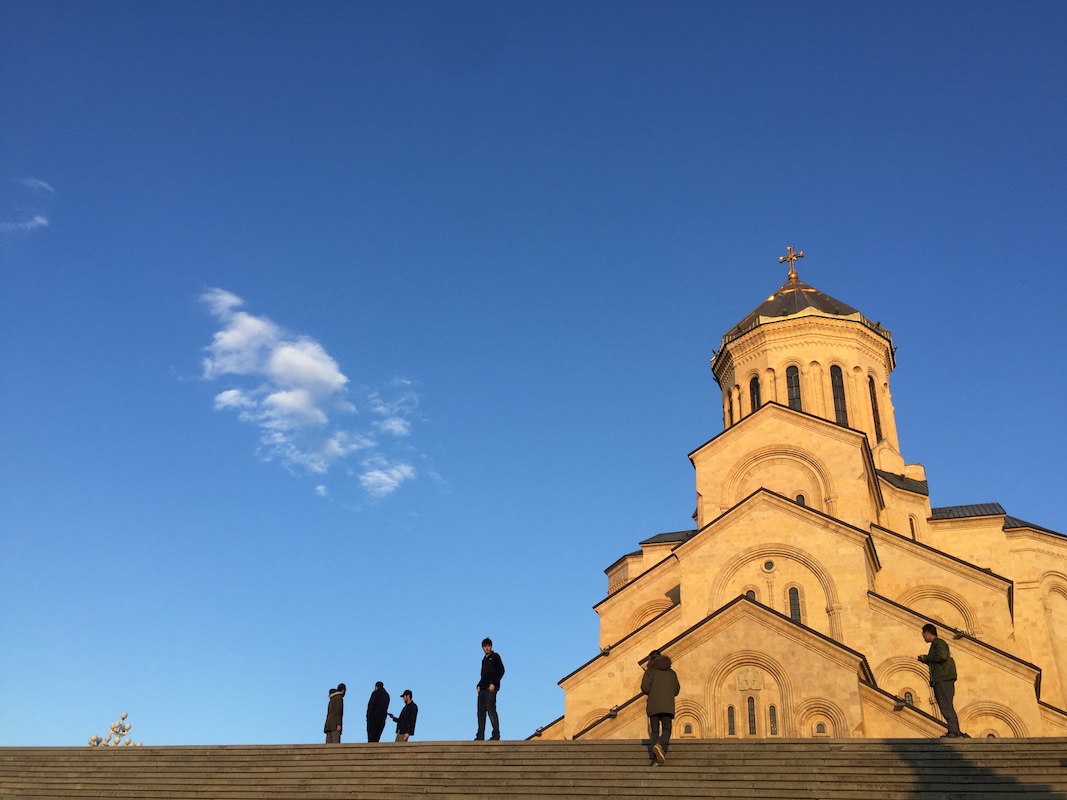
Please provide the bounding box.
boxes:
[537,264,1067,741]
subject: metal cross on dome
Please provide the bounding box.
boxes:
[778,245,804,282]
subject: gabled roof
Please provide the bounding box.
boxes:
[876,470,929,496]
[931,503,1005,520]
[639,529,698,546]
[1004,516,1063,537]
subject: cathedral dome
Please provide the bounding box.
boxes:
[719,272,892,350]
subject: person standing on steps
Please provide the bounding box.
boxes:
[641,650,679,766]
[366,681,390,742]
[918,623,967,738]
[475,637,505,741]
[389,689,418,741]
[324,683,345,743]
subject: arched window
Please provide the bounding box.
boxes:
[908,517,917,540]
[904,692,914,706]
[683,723,693,734]
[727,706,736,735]
[815,722,826,735]
[788,587,802,623]
[749,376,761,413]
[868,375,883,442]
[769,705,779,735]
[747,696,757,735]
[786,366,802,411]
[795,494,806,506]
[745,589,756,601]
[830,365,848,426]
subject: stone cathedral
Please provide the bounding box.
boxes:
[537,249,1067,740]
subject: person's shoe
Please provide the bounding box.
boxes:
[652,743,666,764]
[959,733,971,738]
[473,736,485,741]
[489,735,500,741]
[940,732,959,738]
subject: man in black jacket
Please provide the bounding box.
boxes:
[389,689,418,742]
[366,681,390,742]
[324,683,345,743]
[475,637,505,740]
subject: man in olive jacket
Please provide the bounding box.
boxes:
[918,623,964,737]
[324,683,345,743]
[641,650,680,765]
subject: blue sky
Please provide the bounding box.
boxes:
[2,1,1065,746]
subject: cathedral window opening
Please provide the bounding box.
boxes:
[683,723,693,735]
[727,706,736,736]
[868,375,883,441]
[762,560,775,573]
[795,494,806,506]
[745,589,757,601]
[788,587,802,624]
[747,696,757,735]
[904,692,914,706]
[769,705,779,735]
[908,516,917,540]
[749,375,761,413]
[786,366,802,411]
[830,365,848,426]
[815,722,827,735]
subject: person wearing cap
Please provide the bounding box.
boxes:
[324,683,345,743]
[389,690,418,741]
[366,681,390,742]
[475,637,505,740]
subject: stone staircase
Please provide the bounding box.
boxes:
[3,738,1067,799]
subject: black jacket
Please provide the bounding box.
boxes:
[479,651,505,690]
[394,702,418,736]
[367,686,390,720]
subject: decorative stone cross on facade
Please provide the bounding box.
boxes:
[778,245,804,282]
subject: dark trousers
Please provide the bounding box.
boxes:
[933,681,962,734]
[648,714,673,753]
[367,713,387,742]
[477,688,500,739]
[325,730,341,744]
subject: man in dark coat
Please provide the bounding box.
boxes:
[366,681,390,742]
[641,650,680,765]
[918,623,965,737]
[324,683,345,743]
[389,689,418,741]
[475,637,505,740]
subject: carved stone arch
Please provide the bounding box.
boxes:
[708,543,843,640]
[872,655,930,693]
[1039,571,1067,601]
[793,696,850,738]
[721,445,836,516]
[576,709,612,734]
[705,649,794,737]
[959,701,1028,738]
[628,599,674,634]
[896,585,980,635]
[673,699,709,737]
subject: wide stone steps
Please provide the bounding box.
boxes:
[3,738,1067,799]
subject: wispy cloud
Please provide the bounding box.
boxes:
[20,178,54,194]
[200,288,421,497]
[1,177,54,234]
[0,215,49,233]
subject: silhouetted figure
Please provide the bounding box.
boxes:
[475,637,505,740]
[366,681,390,742]
[324,683,345,743]
[389,689,418,741]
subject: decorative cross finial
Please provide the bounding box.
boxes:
[778,245,804,283]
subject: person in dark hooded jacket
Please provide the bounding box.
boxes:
[640,651,679,765]
[324,683,345,743]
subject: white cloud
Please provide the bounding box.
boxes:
[315,485,328,497]
[375,417,411,436]
[0,214,49,233]
[20,178,54,194]
[199,288,424,497]
[360,460,416,496]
